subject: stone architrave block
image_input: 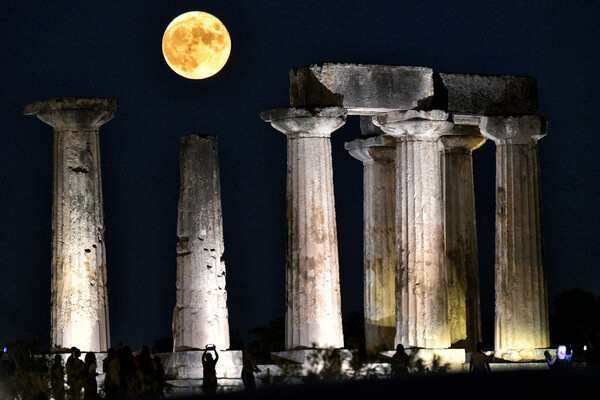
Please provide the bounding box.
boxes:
[290,63,434,115]
[437,73,539,116]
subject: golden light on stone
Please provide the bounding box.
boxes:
[162,11,231,79]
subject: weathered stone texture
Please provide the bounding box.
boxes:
[436,73,539,116]
[439,125,486,351]
[261,107,346,349]
[24,97,115,352]
[479,116,549,360]
[174,135,230,351]
[345,125,396,354]
[290,64,434,115]
[373,110,452,349]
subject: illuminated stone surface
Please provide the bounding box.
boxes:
[345,120,396,354]
[289,64,539,116]
[290,64,434,114]
[479,116,550,360]
[435,73,539,116]
[174,135,230,351]
[24,97,115,352]
[439,125,486,351]
[373,110,453,349]
[261,107,346,349]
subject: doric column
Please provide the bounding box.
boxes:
[261,107,346,349]
[480,116,549,359]
[24,97,115,352]
[173,135,230,351]
[439,125,486,351]
[345,117,396,354]
[373,110,453,349]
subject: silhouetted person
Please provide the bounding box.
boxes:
[152,356,165,399]
[103,348,120,399]
[202,345,219,396]
[585,336,600,370]
[241,347,261,391]
[119,346,137,398]
[545,345,573,370]
[50,354,66,400]
[83,352,98,400]
[0,348,16,400]
[136,345,155,396]
[66,347,84,400]
[469,342,492,373]
[391,344,410,376]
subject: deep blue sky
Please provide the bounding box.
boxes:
[1,1,598,351]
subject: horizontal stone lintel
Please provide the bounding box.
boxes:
[289,63,538,116]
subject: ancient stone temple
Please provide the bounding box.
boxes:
[264,63,549,359]
[173,135,230,351]
[24,97,115,352]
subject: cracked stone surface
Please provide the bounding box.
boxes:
[174,135,230,351]
[24,97,115,352]
[262,107,346,349]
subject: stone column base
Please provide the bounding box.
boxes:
[495,348,555,362]
[159,350,243,380]
[380,348,466,372]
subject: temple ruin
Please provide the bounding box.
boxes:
[263,63,549,361]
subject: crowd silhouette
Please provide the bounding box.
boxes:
[0,342,165,400]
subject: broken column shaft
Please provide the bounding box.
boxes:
[480,116,549,359]
[261,107,346,349]
[24,97,115,352]
[174,135,230,351]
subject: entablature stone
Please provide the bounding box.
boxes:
[290,64,434,115]
[288,63,539,117]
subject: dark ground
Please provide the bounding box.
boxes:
[170,369,600,400]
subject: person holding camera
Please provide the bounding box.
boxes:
[202,344,219,396]
[545,345,573,370]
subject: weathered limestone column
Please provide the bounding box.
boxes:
[439,125,486,351]
[173,135,230,351]
[24,97,115,352]
[345,117,396,354]
[261,107,346,349]
[479,116,549,360]
[373,110,453,349]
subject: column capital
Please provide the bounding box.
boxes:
[439,125,487,154]
[260,107,347,138]
[479,115,547,145]
[345,135,396,164]
[372,110,453,139]
[24,97,117,130]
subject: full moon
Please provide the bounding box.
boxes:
[162,11,231,80]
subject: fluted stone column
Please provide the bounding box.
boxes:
[24,97,115,352]
[345,117,396,354]
[480,116,549,360]
[261,107,346,349]
[439,125,486,351]
[173,135,230,351]
[373,110,453,349]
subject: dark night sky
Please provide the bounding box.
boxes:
[1,1,598,351]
